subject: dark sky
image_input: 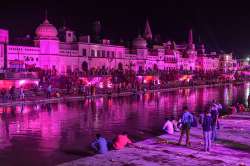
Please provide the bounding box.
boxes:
[0,0,250,58]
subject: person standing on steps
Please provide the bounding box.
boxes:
[210,103,219,142]
[20,87,25,100]
[178,106,194,147]
[47,84,52,98]
[202,110,213,152]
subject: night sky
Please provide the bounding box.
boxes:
[0,0,250,58]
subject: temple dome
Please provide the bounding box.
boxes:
[132,35,147,49]
[35,19,58,39]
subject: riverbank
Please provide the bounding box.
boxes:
[0,81,246,107]
[58,112,250,166]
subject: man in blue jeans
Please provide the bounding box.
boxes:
[178,106,193,146]
[211,104,219,141]
[202,110,213,152]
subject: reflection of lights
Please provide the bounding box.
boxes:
[34,105,40,110]
[144,93,149,101]
[224,87,229,105]
[108,99,112,106]
[245,83,250,105]
[34,81,39,85]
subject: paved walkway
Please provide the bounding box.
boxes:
[58,112,250,166]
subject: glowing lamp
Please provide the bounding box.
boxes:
[19,80,26,86]
[99,82,104,88]
[107,82,113,88]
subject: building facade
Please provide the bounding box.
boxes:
[0,17,246,74]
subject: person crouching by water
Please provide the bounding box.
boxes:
[178,106,194,147]
[113,132,132,150]
[91,133,108,154]
[163,118,174,134]
[202,110,213,152]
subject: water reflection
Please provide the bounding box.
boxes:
[0,83,249,166]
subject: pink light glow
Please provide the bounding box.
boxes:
[19,80,26,86]
[0,79,39,90]
[179,75,193,82]
[79,76,113,88]
[137,75,160,84]
[99,82,104,88]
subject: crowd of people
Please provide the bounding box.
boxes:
[0,86,25,102]
[0,65,248,103]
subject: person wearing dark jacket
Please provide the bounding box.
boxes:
[202,110,213,152]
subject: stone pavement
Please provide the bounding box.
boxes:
[58,112,250,166]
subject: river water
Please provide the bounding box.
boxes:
[0,83,249,166]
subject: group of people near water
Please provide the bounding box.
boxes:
[163,100,229,152]
[91,99,248,154]
[91,132,132,154]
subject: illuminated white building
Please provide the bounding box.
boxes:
[0,16,242,74]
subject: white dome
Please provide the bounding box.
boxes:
[132,35,147,49]
[35,19,58,39]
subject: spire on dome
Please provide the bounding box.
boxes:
[63,19,66,28]
[43,9,50,24]
[188,28,193,45]
[45,9,48,20]
[143,19,152,40]
[35,10,58,39]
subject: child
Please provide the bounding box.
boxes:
[163,118,174,134]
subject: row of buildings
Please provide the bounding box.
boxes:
[0,16,248,74]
